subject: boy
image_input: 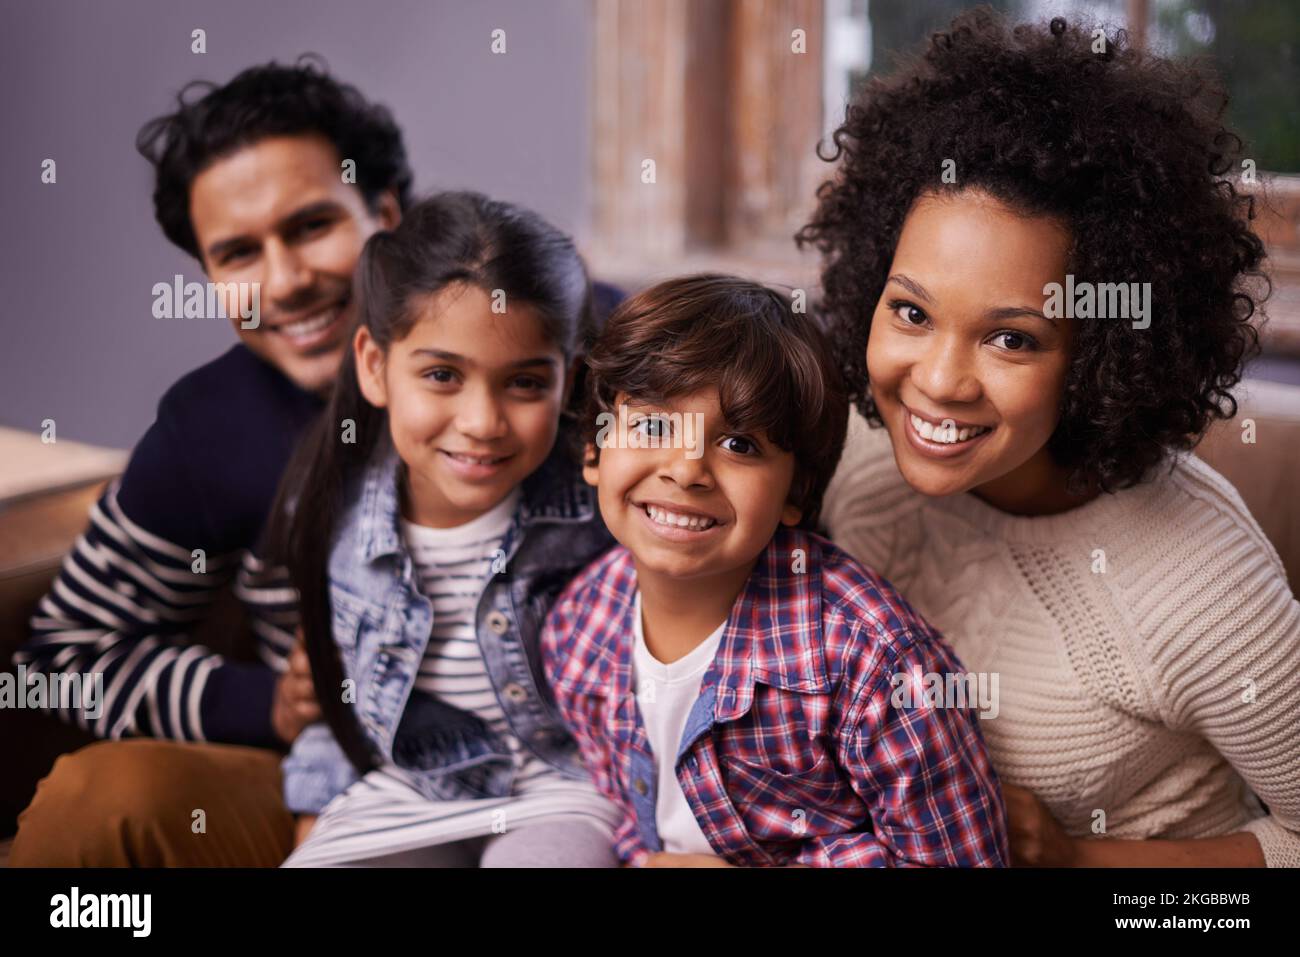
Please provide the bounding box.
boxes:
[542,274,1009,867]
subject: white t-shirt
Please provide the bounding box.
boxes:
[631,589,726,855]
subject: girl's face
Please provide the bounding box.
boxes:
[866,189,1078,512]
[356,282,573,528]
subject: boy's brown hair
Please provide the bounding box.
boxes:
[582,273,849,530]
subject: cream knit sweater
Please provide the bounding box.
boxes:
[822,412,1300,867]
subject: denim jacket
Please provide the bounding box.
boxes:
[282,426,616,814]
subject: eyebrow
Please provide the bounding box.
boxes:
[887,273,1057,327]
[411,349,560,371]
[204,200,347,261]
[624,398,763,443]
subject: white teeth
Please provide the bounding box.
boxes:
[278,308,338,338]
[645,504,716,531]
[911,414,989,445]
[449,453,506,465]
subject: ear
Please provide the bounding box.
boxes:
[779,501,803,527]
[354,326,389,408]
[581,442,600,488]
[373,189,401,231]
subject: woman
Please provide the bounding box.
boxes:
[800,11,1299,866]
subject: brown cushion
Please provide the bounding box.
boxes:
[0,478,257,838]
[1194,379,1300,592]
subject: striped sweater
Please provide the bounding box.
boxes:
[13,345,323,746]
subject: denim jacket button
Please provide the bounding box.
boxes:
[503,682,528,703]
[635,778,649,796]
[487,611,509,635]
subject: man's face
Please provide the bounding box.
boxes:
[189,133,399,393]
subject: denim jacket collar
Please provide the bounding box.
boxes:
[355,427,596,565]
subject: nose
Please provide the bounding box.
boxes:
[911,333,981,406]
[659,447,714,491]
[261,238,314,305]
[455,383,509,442]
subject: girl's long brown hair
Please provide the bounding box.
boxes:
[264,191,594,773]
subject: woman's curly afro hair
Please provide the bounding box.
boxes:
[796,7,1268,493]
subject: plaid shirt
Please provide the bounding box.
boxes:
[542,524,1009,867]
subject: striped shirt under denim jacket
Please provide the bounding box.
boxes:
[280,425,617,814]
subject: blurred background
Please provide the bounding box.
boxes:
[0,0,1297,852]
[1,0,1296,451]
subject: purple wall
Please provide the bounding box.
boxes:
[0,0,592,448]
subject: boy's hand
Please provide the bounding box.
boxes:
[643,852,735,868]
[1004,784,1078,866]
[272,628,322,745]
[294,814,317,848]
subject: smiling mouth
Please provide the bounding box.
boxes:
[638,503,720,531]
[908,413,992,445]
[268,298,348,343]
[442,451,513,466]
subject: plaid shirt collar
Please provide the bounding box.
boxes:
[566,524,832,720]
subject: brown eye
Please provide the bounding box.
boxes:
[991,331,1037,352]
[889,300,928,325]
[634,415,670,439]
[294,218,331,239]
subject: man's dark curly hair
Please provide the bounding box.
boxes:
[136,56,414,260]
[796,7,1268,493]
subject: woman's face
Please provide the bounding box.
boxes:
[866,189,1077,510]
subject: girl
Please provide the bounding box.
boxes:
[801,11,1300,867]
[264,191,623,867]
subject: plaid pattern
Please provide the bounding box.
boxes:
[542,524,1010,867]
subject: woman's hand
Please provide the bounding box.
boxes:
[643,852,735,867]
[1003,784,1079,866]
[1004,785,1270,866]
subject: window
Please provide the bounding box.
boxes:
[586,0,1298,362]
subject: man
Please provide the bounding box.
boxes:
[9,60,409,866]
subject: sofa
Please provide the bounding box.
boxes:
[2,377,1298,844]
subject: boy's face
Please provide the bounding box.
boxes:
[189,133,399,394]
[583,387,803,582]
